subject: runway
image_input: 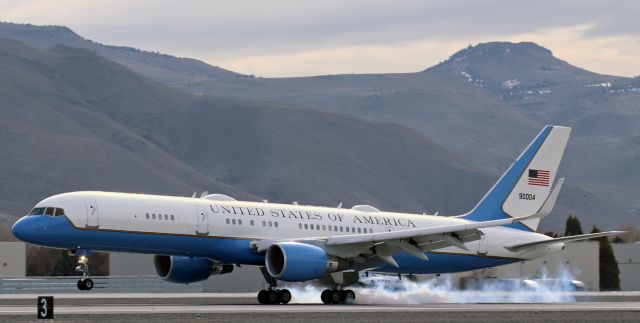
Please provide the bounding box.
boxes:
[1,293,639,322]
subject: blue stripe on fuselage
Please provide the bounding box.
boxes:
[17,215,265,265]
[462,126,553,231]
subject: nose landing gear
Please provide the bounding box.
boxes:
[73,250,93,291]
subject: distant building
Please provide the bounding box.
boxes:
[0,242,26,277]
[612,242,640,291]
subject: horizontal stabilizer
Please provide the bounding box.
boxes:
[504,231,626,252]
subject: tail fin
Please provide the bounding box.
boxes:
[461,125,571,231]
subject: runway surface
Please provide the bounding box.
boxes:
[1,293,639,322]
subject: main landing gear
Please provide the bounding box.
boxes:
[257,289,292,305]
[257,267,291,304]
[73,249,93,291]
[320,288,355,305]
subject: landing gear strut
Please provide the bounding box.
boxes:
[257,267,291,304]
[74,250,93,291]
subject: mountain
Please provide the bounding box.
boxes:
[0,38,499,228]
[0,38,255,216]
[0,22,246,84]
[1,22,636,231]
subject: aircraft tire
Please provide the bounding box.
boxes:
[278,289,292,304]
[321,289,332,304]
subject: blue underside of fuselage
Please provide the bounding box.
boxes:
[15,215,520,274]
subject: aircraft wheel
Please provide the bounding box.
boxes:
[342,289,355,304]
[257,290,268,304]
[267,289,279,304]
[77,279,85,290]
[278,289,292,304]
[321,289,332,304]
[329,289,343,304]
[83,278,94,290]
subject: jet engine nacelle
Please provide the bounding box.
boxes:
[265,242,348,282]
[153,255,233,284]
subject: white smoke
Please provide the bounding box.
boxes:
[287,265,581,304]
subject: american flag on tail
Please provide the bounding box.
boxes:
[528,169,550,186]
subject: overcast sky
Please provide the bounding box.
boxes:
[2,0,639,77]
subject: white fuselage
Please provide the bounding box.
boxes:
[29,191,558,268]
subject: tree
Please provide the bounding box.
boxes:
[544,231,558,238]
[612,236,625,244]
[564,215,583,236]
[591,226,621,290]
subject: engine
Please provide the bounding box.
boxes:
[153,255,233,284]
[265,242,348,282]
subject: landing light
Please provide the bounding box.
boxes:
[78,256,87,264]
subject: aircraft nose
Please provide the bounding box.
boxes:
[12,216,35,242]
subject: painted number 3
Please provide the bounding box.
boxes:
[40,298,47,317]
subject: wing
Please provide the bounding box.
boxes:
[254,178,564,268]
[504,231,625,253]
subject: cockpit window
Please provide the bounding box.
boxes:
[29,206,66,216]
[29,207,45,216]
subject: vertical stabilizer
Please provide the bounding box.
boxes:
[461,125,571,231]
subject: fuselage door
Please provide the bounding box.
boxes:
[195,206,209,235]
[84,198,99,228]
[477,235,488,255]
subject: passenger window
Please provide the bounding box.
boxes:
[251,220,255,226]
[274,222,278,228]
[146,213,150,219]
[304,224,308,229]
[164,214,168,220]
[238,219,243,225]
[357,228,361,233]
[45,207,54,216]
[369,228,373,233]
[316,224,320,230]
[334,226,338,231]
[152,214,156,220]
[262,221,266,227]
[268,221,273,227]
[298,223,302,229]
[29,207,45,216]
[322,225,326,230]
[232,219,236,225]
[352,227,356,233]
[328,226,332,231]
[171,215,175,221]
[226,218,230,224]
[54,208,65,216]
[339,227,343,232]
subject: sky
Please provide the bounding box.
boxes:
[1,0,639,77]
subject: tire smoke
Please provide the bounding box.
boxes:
[286,265,582,304]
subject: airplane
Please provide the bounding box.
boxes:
[12,125,623,304]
